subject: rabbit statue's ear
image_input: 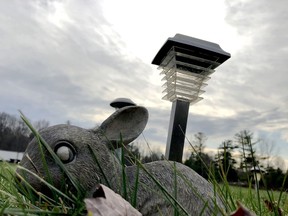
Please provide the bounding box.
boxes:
[98,106,148,149]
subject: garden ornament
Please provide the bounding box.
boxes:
[17,106,225,215]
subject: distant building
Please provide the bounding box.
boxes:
[0,150,23,163]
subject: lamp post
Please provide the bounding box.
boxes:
[152,34,230,162]
[251,167,264,192]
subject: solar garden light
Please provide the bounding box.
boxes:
[250,167,265,191]
[152,34,231,162]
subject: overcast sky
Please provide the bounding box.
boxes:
[0,0,287,167]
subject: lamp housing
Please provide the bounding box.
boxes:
[152,34,231,104]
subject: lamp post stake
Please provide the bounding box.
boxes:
[165,99,190,162]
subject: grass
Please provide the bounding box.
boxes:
[0,162,72,215]
[0,112,86,215]
[228,184,288,215]
[1,159,288,215]
[1,161,288,215]
[0,114,287,215]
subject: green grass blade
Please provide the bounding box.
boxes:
[131,163,140,207]
[87,144,111,189]
[121,145,128,200]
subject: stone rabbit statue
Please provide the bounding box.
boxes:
[17,106,225,215]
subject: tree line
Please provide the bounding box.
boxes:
[0,112,49,152]
[183,131,287,190]
[123,130,288,190]
[1,111,286,190]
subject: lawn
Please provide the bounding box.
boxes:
[1,161,288,215]
[219,182,288,215]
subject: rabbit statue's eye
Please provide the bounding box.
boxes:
[54,141,76,163]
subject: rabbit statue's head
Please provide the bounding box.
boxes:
[16,106,148,196]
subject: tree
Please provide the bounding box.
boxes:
[272,156,287,171]
[184,132,213,179]
[122,142,141,166]
[264,166,285,190]
[184,152,213,180]
[34,119,50,131]
[235,130,259,172]
[141,152,161,163]
[0,112,30,152]
[192,132,207,155]
[215,140,238,182]
[258,137,279,169]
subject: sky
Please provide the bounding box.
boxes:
[0,0,287,168]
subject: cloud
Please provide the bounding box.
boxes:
[0,0,155,126]
[0,0,287,162]
[183,0,288,151]
[190,0,288,147]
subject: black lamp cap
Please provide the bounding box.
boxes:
[152,34,231,67]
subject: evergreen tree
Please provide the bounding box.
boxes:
[264,167,286,190]
[235,130,259,172]
[184,132,213,179]
[215,140,238,182]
